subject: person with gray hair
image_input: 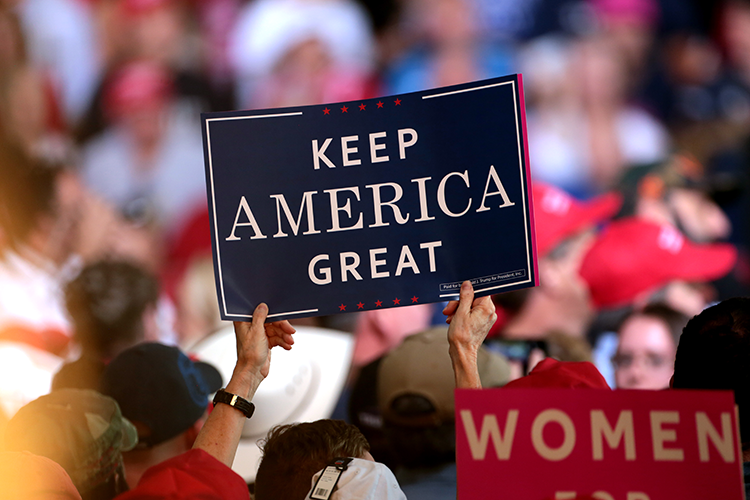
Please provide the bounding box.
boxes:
[255,280,497,500]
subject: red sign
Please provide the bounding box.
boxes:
[455,389,744,500]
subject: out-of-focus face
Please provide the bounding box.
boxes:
[121,105,166,149]
[132,5,184,64]
[575,37,627,107]
[614,315,676,390]
[418,0,476,45]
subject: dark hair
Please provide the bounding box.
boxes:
[65,260,159,357]
[492,288,530,315]
[672,297,750,444]
[254,420,370,500]
[0,144,59,251]
[619,303,689,347]
[81,462,129,500]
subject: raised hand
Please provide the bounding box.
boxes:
[444,281,497,388]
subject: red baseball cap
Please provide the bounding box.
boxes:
[580,218,737,309]
[533,182,622,257]
[503,358,611,389]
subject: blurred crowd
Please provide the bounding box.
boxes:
[2,0,750,497]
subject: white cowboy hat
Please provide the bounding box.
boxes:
[190,324,354,482]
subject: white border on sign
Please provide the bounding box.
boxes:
[205,112,315,319]
[205,79,532,316]
[422,81,532,298]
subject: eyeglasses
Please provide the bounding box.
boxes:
[611,353,673,370]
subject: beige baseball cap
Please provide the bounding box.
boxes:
[377,327,510,427]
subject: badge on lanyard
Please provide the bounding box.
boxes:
[309,457,353,500]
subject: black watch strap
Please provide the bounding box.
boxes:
[213,389,255,418]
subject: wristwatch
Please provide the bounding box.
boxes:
[212,389,255,418]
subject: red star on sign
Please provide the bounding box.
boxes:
[357,302,365,309]
[359,103,366,111]
[323,108,330,115]
[339,304,346,311]
[394,98,402,106]
[341,105,348,113]
[376,101,384,108]
[375,300,383,307]
[393,298,401,305]
[411,296,419,303]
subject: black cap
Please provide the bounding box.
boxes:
[101,343,222,448]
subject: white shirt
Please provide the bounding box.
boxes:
[81,105,208,234]
[0,249,72,344]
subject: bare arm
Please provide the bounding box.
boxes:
[192,303,295,467]
[443,281,497,389]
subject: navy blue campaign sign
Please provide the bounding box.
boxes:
[202,74,538,321]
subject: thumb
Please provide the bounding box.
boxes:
[457,281,474,315]
[253,303,269,324]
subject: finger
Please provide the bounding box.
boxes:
[268,337,293,350]
[266,323,295,343]
[267,331,294,349]
[443,300,459,316]
[271,320,296,335]
[474,295,494,312]
[456,281,474,315]
[267,336,282,347]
